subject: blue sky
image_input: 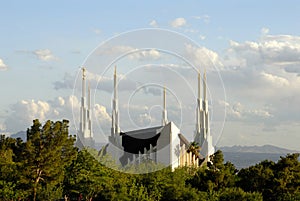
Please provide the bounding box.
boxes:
[0,1,300,150]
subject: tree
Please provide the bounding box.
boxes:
[187,141,201,159]
[64,149,112,201]
[237,153,300,201]
[237,160,275,199]
[188,150,237,192]
[16,119,77,201]
[272,153,300,200]
[218,187,263,201]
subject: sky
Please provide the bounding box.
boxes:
[0,0,300,151]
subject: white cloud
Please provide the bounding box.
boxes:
[227,34,300,68]
[184,44,223,70]
[218,100,273,121]
[5,99,51,132]
[216,32,300,135]
[261,27,269,35]
[0,58,8,71]
[3,96,111,135]
[94,104,111,123]
[149,20,158,27]
[129,49,161,60]
[170,18,187,28]
[199,35,206,40]
[260,71,289,87]
[33,49,57,61]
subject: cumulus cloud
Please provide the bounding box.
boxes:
[33,49,57,61]
[129,49,161,60]
[149,20,158,27]
[216,31,300,134]
[170,17,187,28]
[261,27,269,35]
[218,100,273,121]
[0,58,8,71]
[199,35,206,40]
[184,44,223,70]
[5,99,51,132]
[94,104,111,123]
[260,71,289,87]
[3,96,111,135]
[227,34,300,68]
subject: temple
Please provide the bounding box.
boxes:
[105,67,215,169]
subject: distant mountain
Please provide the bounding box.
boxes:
[217,145,299,169]
[10,131,26,141]
[219,145,298,154]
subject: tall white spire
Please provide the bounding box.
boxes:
[88,81,92,137]
[162,87,168,126]
[80,67,86,133]
[198,70,201,101]
[194,68,214,161]
[111,66,120,136]
[114,66,117,101]
[203,69,207,102]
[195,71,202,136]
[77,67,94,149]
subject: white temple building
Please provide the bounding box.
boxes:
[105,67,215,169]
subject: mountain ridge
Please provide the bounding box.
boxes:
[218,144,299,154]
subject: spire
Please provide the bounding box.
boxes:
[112,66,120,135]
[195,70,202,136]
[88,81,91,111]
[163,87,166,112]
[203,69,207,101]
[114,66,117,100]
[162,86,168,126]
[198,70,201,100]
[80,67,86,133]
[82,67,86,100]
[87,81,92,137]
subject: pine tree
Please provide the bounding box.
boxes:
[16,119,77,201]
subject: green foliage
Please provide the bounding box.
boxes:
[188,150,238,192]
[218,187,263,201]
[238,153,300,201]
[187,141,201,159]
[64,148,112,200]
[0,119,77,201]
